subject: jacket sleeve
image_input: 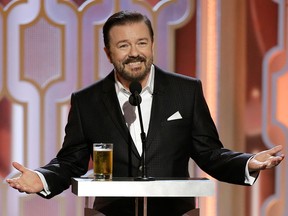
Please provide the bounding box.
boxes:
[190,80,253,185]
[35,93,91,199]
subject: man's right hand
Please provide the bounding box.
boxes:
[6,162,44,194]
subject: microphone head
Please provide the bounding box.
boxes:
[129,81,142,95]
[129,81,142,106]
[129,94,142,106]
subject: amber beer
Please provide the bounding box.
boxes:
[93,143,113,180]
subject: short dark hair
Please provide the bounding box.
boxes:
[103,10,154,49]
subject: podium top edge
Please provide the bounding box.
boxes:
[71,177,215,197]
[72,177,211,182]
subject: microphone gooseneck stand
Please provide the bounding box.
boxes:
[129,81,154,181]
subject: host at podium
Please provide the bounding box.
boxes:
[6,10,284,216]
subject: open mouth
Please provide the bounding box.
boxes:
[125,61,143,71]
[127,61,142,66]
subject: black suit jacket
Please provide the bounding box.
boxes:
[36,66,252,215]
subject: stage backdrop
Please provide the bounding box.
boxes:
[0,0,287,216]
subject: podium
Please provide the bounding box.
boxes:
[72,177,215,216]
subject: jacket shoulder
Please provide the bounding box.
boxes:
[154,66,202,92]
[73,71,115,98]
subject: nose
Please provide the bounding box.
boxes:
[129,45,139,57]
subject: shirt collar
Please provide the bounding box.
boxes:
[115,64,155,95]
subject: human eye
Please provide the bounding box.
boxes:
[138,40,148,47]
[118,42,129,49]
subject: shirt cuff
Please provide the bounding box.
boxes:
[35,171,51,196]
[244,156,259,185]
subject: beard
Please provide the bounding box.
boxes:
[113,55,153,82]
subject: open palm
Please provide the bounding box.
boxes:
[248,145,284,172]
[6,162,44,194]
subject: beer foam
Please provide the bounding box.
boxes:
[93,148,112,151]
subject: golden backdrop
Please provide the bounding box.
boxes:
[0,0,287,216]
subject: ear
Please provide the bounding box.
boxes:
[104,47,112,63]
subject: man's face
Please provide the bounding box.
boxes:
[104,21,154,87]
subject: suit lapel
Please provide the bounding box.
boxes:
[101,72,141,158]
[146,67,167,149]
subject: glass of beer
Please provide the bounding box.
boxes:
[93,143,113,180]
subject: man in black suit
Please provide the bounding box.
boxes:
[7,11,284,215]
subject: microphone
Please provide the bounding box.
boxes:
[129,81,142,106]
[128,81,154,181]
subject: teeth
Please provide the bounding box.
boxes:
[127,62,141,66]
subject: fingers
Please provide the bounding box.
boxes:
[11,183,27,193]
[267,145,283,155]
[6,178,21,190]
[249,146,285,172]
[6,176,31,193]
[6,162,27,190]
[6,162,44,194]
[263,154,284,169]
[12,162,26,173]
[271,155,284,165]
[268,145,285,165]
[265,159,279,169]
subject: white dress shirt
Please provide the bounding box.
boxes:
[115,65,154,155]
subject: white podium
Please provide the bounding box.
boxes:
[71,177,215,216]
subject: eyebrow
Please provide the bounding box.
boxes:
[116,37,149,44]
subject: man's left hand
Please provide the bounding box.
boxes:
[248,145,285,172]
